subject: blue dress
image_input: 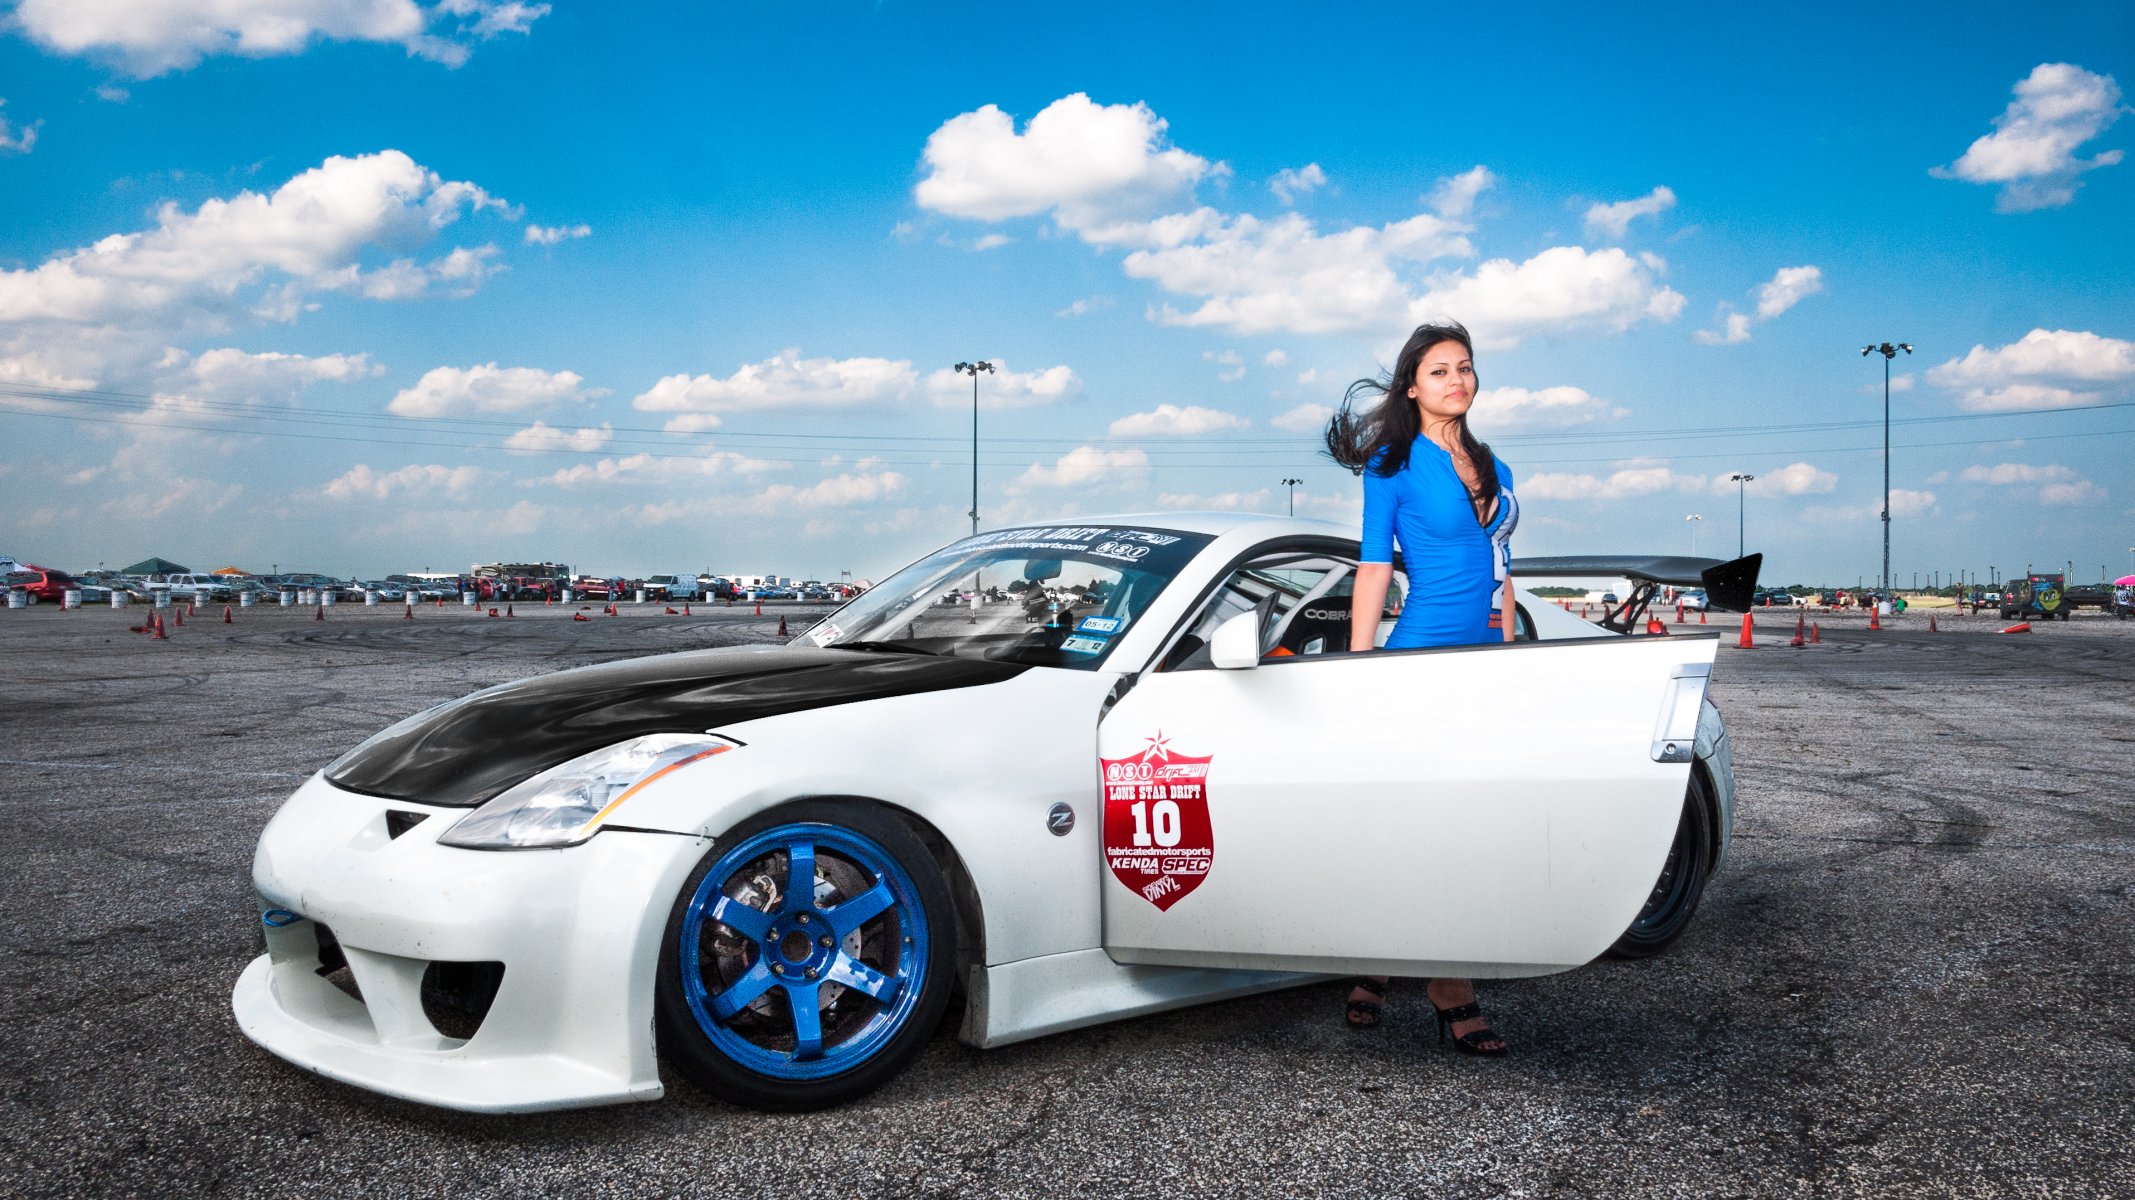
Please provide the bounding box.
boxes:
[1360,438,1519,649]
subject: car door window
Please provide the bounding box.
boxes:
[1159,552,1405,670]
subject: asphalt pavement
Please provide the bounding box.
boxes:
[2,599,2129,1198]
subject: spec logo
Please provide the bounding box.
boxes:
[1047,802,1076,836]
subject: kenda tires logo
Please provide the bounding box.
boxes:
[1100,731,1214,912]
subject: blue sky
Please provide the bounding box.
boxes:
[2,2,2130,587]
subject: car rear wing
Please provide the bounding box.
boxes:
[1509,553,1762,633]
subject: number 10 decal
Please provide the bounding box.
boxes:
[1100,732,1215,912]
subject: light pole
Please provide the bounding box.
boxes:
[1728,473,1754,558]
[1280,478,1303,516]
[953,361,993,537]
[1685,514,1704,556]
[1861,342,1912,591]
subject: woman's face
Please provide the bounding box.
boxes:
[1405,339,1476,424]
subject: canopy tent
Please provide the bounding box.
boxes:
[212,566,253,575]
[120,557,190,575]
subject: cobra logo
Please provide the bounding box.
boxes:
[1300,607,1350,620]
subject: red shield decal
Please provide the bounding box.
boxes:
[1101,732,1214,911]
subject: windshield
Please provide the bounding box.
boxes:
[801,524,1213,669]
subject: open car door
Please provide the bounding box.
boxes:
[1097,634,1719,979]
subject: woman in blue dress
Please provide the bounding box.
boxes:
[1323,319,1515,1056]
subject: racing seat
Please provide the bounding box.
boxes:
[1271,601,1350,657]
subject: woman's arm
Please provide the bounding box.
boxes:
[1501,580,1516,642]
[1350,562,1393,652]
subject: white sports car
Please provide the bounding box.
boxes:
[233,515,1752,1112]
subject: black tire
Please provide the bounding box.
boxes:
[655,800,956,1111]
[1608,767,1717,959]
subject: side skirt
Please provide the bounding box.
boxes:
[960,948,1319,1049]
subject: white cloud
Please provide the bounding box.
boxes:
[1203,348,1245,382]
[1268,163,1327,205]
[323,462,485,501]
[0,150,508,335]
[1715,462,1837,496]
[1802,488,1940,522]
[1958,461,2103,505]
[389,363,598,417]
[543,450,780,488]
[13,0,549,78]
[2040,480,2107,505]
[1108,404,1248,437]
[1754,266,1824,318]
[971,233,1012,251]
[1413,246,1685,349]
[1472,385,1626,429]
[1927,328,2135,410]
[913,93,1215,234]
[1889,488,1939,518]
[1013,446,1150,490]
[524,222,590,245]
[1426,166,1495,219]
[1130,210,1474,336]
[1263,349,1289,367]
[1154,487,1272,511]
[1932,63,2125,211]
[1694,310,1754,346]
[636,351,918,430]
[1582,186,1676,238]
[921,360,1080,409]
[0,99,40,154]
[167,347,380,406]
[1054,295,1113,318]
[1271,402,1333,432]
[1521,460,1704,501]
[503,420,613,454]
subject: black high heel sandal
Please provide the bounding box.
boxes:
[1432,1000,1508,1056]
[1344,977,1388,1030]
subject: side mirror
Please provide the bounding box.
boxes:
[1209,608,1263,670]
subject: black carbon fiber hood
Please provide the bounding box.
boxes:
[324,647,1028,807]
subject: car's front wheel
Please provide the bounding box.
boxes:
[1607,767,1717,959]
[655,801,955,1111]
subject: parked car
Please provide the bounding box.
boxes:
[644,574,702,602]
[235,514,1741,1114]
[2063,583,2115,612]
[1678,589,1711,612]
[2000,574,2069,621]
[4,566,81,603]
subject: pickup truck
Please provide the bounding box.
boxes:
[2062,583,2117,613]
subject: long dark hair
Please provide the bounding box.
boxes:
[1323,320,1498,506]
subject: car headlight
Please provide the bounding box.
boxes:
[437,733,733,850]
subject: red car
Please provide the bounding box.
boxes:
[5,566,78,603]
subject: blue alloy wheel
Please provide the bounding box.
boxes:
[656,801,956,1110]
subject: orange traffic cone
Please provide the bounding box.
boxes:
[665,606,679,615]
[403,604,414,620]
[1868,606,1881,631]
[1789,613,1805,648]
[777,615,790,637]
[1646,615,1665,634]
[314,604,324,621]
[174,607,184,627]
[1699,609,1708,624]
[151,613,168,640]
[1676,602,1686,623]
[754,601,763,616]
[572,613,590,621]
[1737,613,1755,649]
[1928,615,1938,632]
[684,603,692,616]
[1810,622,1821,644]
[506,604,515,618]
[223,606,232,624]
[488,607,499,618]
[2001,622,2031,634]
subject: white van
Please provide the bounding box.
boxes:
[645,574,702,601]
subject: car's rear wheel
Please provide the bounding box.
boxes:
[655,801,955,1111]
[1607,768,1717,959]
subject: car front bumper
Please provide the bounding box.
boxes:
[232,773,709,1113]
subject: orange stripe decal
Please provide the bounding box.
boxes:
[580,745,731,831]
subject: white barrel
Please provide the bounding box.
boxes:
[364,590,380,606]
[62,589,81,610]
[1878,600,1893,617]
[280,589,295,607]
[561,588,574,604]
[635,589,647,604]
[241,591,257,607]
[462,591,477,606]
[111,591,130,609]
[6,591,24,609]
[155,590,172,608]
[322,590,338,607]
